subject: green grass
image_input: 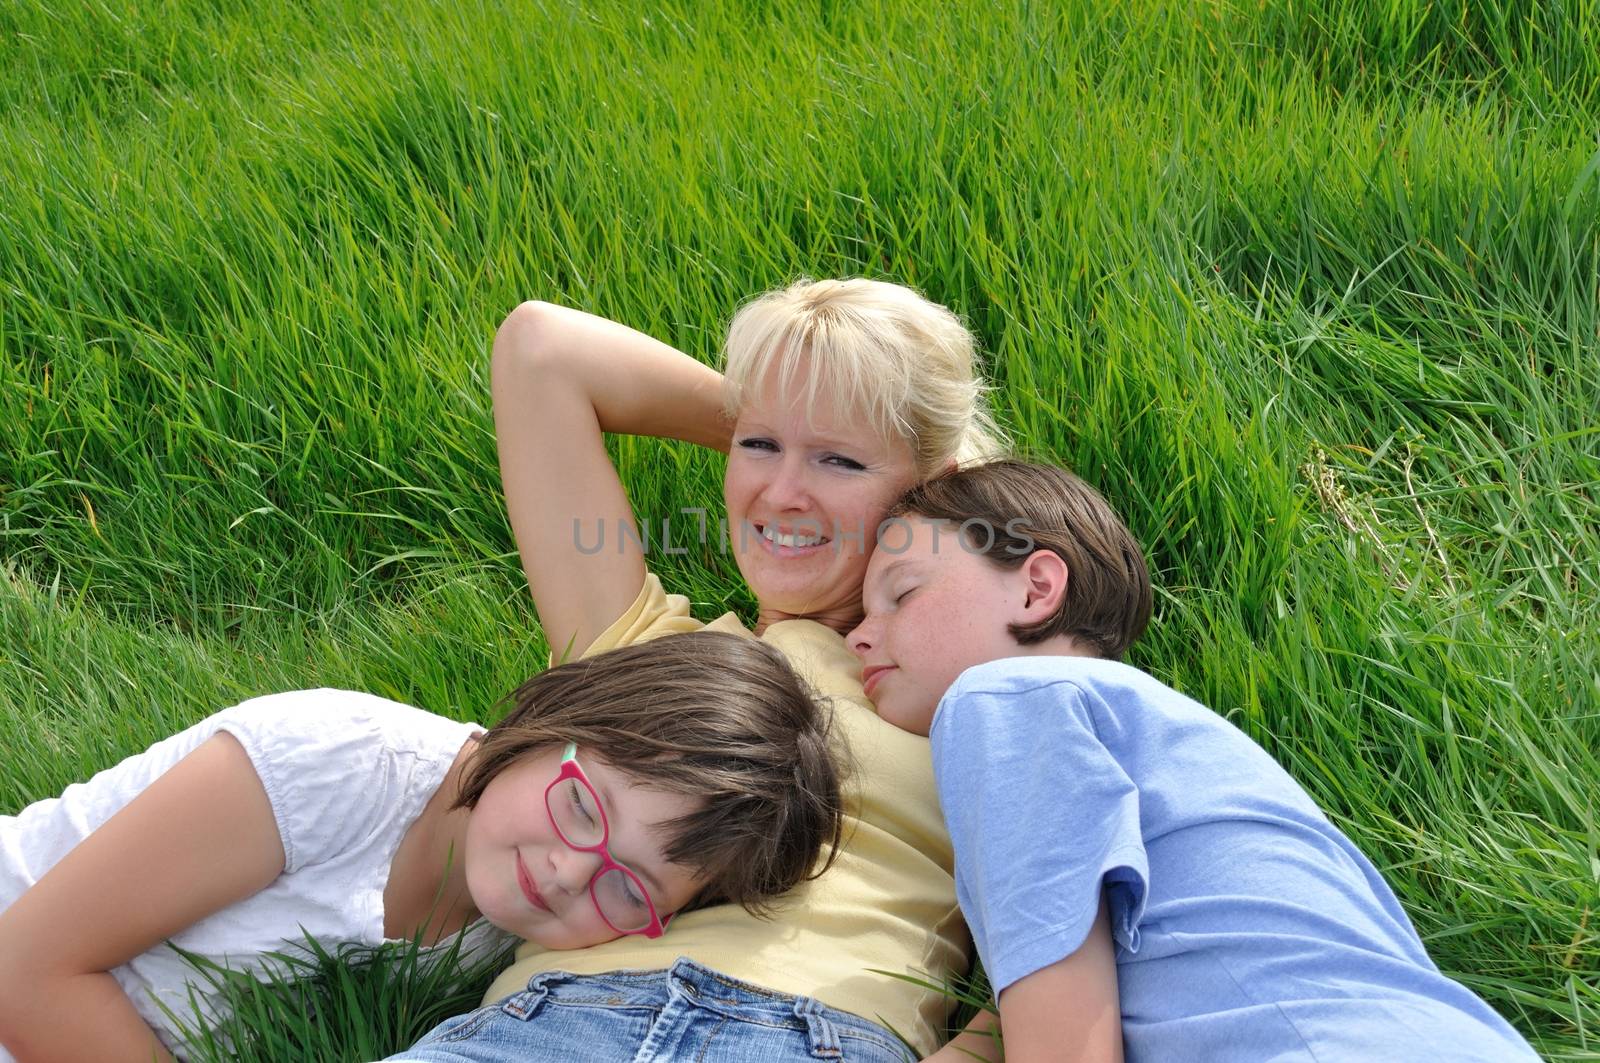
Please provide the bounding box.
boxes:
[168,929,517,1061]
[2,0,1596,1056]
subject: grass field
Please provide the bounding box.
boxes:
[2,0,1597,1057]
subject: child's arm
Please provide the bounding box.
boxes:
[930,679,1145,1063]
[490,301,728,657]
[0,733,285,1062]
[990,895,1123,1063]
[920,898,1122,1063]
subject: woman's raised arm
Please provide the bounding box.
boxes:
[489,301,730,657]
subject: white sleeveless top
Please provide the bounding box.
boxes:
[0,689,510,1060]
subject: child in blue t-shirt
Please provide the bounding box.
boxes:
[846,459,1538,1063]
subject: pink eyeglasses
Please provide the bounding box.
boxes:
[542,742,672,938]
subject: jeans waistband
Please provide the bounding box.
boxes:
[517,957,896,1055]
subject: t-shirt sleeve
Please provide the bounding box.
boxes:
[930,679,1149,997]
[209,690,404,874]
[576,573,711,658]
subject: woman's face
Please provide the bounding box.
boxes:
[723,377,920,632]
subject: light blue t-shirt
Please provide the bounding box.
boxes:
[930,656,1537,1062]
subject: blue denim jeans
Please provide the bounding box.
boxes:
[386,958,914,1062]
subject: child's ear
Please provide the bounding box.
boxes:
[1018,549,1069,621]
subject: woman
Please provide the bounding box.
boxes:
[395,279,1006,1062]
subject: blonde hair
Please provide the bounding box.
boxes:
[721,278,1009,473]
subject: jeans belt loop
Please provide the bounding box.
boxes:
[793,995,842,1059]
[500,971,560,1020]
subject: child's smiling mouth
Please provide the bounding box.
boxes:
[515,853,552,913]
[861,665,895,697]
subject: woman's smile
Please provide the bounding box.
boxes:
[752,521,833,555]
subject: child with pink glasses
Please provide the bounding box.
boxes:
[0,631,841,1062]
[847,460,1536,1063]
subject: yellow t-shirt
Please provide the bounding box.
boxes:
[482,575,971,1056]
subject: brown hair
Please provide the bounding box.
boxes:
[454,630,844,917]
[891,459,1153,659]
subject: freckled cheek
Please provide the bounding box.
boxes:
[888,607,928,652]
